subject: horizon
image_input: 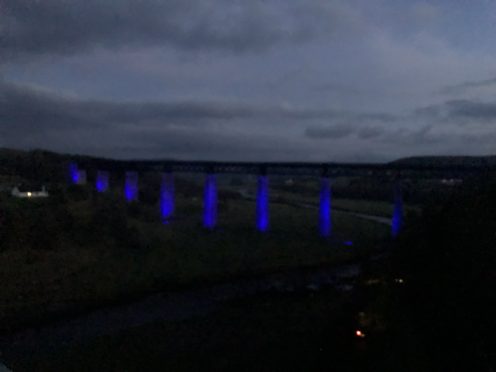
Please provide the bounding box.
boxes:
[5,145,496,162]
[3,1,496,161]
[4,147,496,165]
[5,146,496,168]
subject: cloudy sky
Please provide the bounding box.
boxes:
[2,0,496,161]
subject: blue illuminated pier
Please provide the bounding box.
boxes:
[391,181,403,237]
[69,162,79,184]
[125,171,139,202]
[96,171,109,192]
[160,172,175,223]
[319,177,332,237]
[203,174,217,229]
[256,175,269,232]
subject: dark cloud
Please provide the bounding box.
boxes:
[414,99,496,124]
[311,82,361,95]
[0,80,395,160]
[0,0,336,60]
[373,124,441,149]
[304,124,353,139]
[357,126,385,139]
[304,122,387,141]
[355,113,396,123]
[0,80,271,159]
[303,111,393,140]
[441,77,496,95]
[446,100,496,121]
[5,78,496,161]
[0,80,262,140]
[0,80,286,127]
[0,79,396,128]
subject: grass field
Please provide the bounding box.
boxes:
[0,189,390,332]
[271,190,419,217]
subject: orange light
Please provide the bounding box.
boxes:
[355,330,366,338]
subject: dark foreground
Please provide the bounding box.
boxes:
[1,153,495,371]
[1,262,403,372]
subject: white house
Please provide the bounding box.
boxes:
[11,185,49,198]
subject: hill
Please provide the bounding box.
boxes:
[390,155,496,167]
[3,148,496,168]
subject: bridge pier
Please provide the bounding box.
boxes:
[319,171,332,237]
[69,162,79,184]
[124,171,139,202]
[160,172,175,223]
[96,171,109,192]
[391,179,403,238]
[203,173,217,229]
[256,168,269,232]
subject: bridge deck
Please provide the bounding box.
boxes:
[73,159,495,177]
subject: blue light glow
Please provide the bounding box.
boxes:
[69,162,79,184]
[125,171,139,202]
[319,177,332,237]
[96,171,109,192]
[391,181,403,238]
[160,172,175,223]
[343,240,353,246]
[203,174,217,229]
[256,175,269,232]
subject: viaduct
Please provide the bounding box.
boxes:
[69,159,489,238]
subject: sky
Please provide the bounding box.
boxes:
[2,0,496,162]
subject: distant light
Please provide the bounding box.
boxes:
[394,278,404,284]
[343,240,353,246]
[355,330,366,338]
[27,192,32,197]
